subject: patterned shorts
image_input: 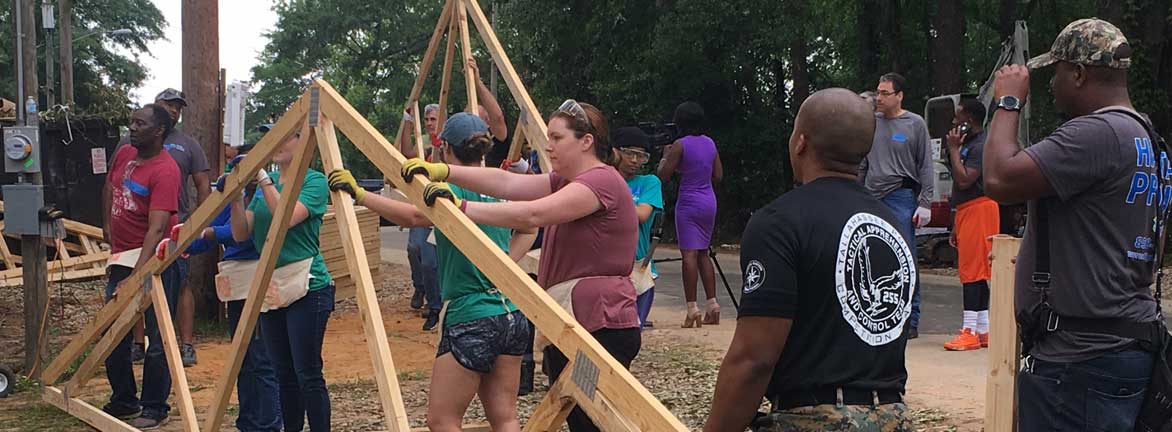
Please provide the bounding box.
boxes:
[753,403,912,432]
[437,310,530,374]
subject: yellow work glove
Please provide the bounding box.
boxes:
[401,158,450,183]
[423,182,462,210]
[327,169,366,203]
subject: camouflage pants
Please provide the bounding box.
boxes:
[752,403,912,432]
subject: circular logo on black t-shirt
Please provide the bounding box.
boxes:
[743,260,765,293]
[835,212,916,346]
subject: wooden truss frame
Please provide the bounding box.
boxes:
[393,0,552,172]
[42,2,687,430]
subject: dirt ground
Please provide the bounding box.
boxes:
[0,262,970,431]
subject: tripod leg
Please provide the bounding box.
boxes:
[709,248,739,310]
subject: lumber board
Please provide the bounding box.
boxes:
[523,371,576,432]
[507,114,527,163]
[147,275,199,432]
[413,100,426,161]
[0,236,16,269]
[56,239,72,259]
[438,8,457,132]
[317,79,688,431]
[203,119,318,432]
[0,251,109,279]
[393,0,454,157]
[456,0,478,113]
[985,235,1021,432]
[40,91,310,386]
[0,200,106,239]
[0,266,106,287]
[461,0,552,171]
[317,118,412,432]
[63,289,145,395]
[43,386,140,432]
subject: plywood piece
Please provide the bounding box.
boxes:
[317,79,687,431]
[147,275,199,432]
[203,120,318,432]
[985,235,1021,432]
[317,118,412,432]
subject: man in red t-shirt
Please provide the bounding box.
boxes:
[100,104,183,429]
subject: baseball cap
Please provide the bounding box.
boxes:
[439,112,489,147]
[1027,18,1131,70]
[612,127,651,152]
[154,88,188,107]
[257,123,274,133]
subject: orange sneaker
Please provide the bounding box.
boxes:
[943,329,981,351]
[978,332,989,348]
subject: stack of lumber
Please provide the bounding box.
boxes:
[0,200,110,287]
[320,205,381,299]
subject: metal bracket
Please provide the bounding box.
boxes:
[571,350,600,401]
[309,87,321,128]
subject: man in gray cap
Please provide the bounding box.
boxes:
[121,88,211,368]
[983,18,1164,430]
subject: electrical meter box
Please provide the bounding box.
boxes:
[4,126,40,173]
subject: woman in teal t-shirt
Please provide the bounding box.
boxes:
[328,113,536,432]
[230,127,334,431]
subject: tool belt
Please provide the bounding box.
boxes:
[768,387,903,411]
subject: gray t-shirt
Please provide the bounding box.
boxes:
[1014,109,1161,362]
[862,111,935,207]
[950,131,987,206]
[116,129,210,221]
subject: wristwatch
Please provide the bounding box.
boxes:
[996,95,1022,112]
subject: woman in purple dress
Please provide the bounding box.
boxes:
[657,102,723,328]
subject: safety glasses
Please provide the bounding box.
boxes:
[619,147,650,162]
[556,99,592,129]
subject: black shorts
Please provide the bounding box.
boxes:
[437,310,530,373]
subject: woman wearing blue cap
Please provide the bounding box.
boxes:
[328,112,537,432]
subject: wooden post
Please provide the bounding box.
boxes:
[316,119,412,432]
[457,0,477,113]
[147,275,199,432]
[58,0,73,104]
[437,8,457,133]
[202,120,318,432]
[984,235,1021,432]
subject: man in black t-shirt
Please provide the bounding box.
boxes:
[704,88,914,432]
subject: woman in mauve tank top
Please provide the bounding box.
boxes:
[657,102,724,328]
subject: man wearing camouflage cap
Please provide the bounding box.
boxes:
[983,18,1164,430]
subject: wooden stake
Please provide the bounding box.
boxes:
[202,119,318,432]
[437,8,457,133]
[984,235,1021,432]
[316,118,412,432]
[461,0,552,171]
[147,275,199,432]
[317,80,688,431]
[457,0,478,113]
[393,0,454,155]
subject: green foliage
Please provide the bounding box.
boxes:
[249,0,1172,241]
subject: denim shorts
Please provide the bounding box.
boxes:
[437,310,530,373]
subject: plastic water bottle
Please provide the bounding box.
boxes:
[25,96,36,116]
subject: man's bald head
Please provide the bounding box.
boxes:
[792,88,876,176]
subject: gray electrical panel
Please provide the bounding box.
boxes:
[3,184,43,235]
[4,126,40,173]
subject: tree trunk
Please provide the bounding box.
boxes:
[998,0,1018,41]
[857,0,881,86]
[790,38,810,111]
[58,0,73,105]
[882,0,905,74]
[930,0,965,95]
[182,0,222,322]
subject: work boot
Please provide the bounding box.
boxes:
[181,343,197,367]
[131,342,146,364]
[943,329,981,351]
[423,310,440,331]
[102,404,141,420]
[410,290,424,310]
[131,415,168,430]
[518,358,535,396]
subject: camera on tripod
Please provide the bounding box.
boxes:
[636,121,680,148]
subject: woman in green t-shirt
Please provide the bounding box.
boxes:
[229,127,334,431]
[328,113,536,432]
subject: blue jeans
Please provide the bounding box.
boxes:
[261,283,335,432]
[1018,349,1154,431]
[880,188,921,330]
[227,299,282,432]
[103,263,182,420]
[407,227,442,313]
[636,287,654,329]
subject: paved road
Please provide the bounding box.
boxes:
[379,227,965,335]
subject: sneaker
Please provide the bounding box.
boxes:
[422,311,440,331]
[131,343,146,364]
[978,332,989,348]
[410,290,424,310]
[102,404,142,420]
[180,343,197,367]
[130,415,168,430]
[944,329,981,351]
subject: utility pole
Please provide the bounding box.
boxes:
[42,0,56,107]
[182,0,221,321]
[15,0,47,379]
[57,0,72,105]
